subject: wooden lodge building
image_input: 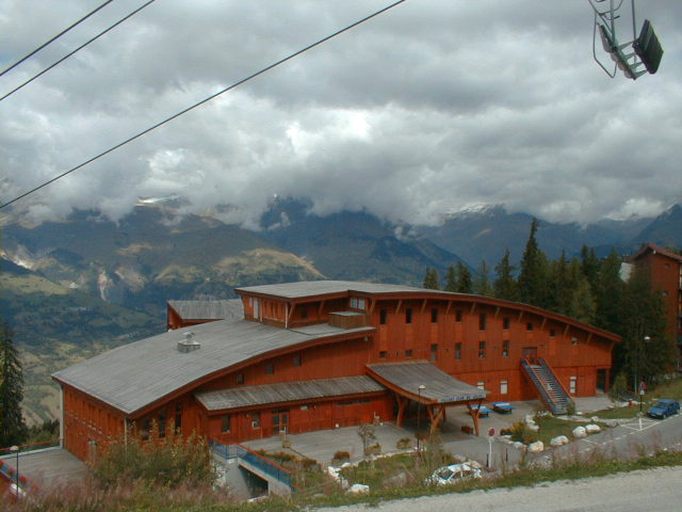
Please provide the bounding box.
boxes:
[53,281,621,462]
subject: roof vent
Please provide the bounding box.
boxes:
[177,331,201,353]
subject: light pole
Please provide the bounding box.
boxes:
[9,445,19,493]
[639,336,651,414]
[416,384,426,454]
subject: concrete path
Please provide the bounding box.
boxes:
[2,447,87,489]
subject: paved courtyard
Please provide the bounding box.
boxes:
[244,395,614,468]
[1,447,87,490]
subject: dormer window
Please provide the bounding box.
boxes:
[349,296,366,310]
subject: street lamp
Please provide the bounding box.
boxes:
[9,445,19,493]
[639,336,651,414]
[416,384,426,454]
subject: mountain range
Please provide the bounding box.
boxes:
[1,199,680,422]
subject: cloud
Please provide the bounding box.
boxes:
[0,0,680,227]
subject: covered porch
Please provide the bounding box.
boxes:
[366,361,488,436]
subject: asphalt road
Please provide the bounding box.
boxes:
[319,466,682,512]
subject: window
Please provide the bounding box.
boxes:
[221,414,231,433]
[379,350,388,360]
[476,381,485,390]
[455,310,463,322]
[350,297,366,310]
[293,353,302,367]
[405,349,413,358]
[500,380,508,395]
[430,343,438,362]
[479,312,487,330]
[380,309,387,325]
[526,322,534,331]
[236,373,244,385]
[478,341,486,359]
[405,308,413,324]
[251,413,261,429]
[431,308,438,323]
[503,317,510,330]
[455,343,462,360]
[569,376,577,394]
[265,362,274,375]
[158,411,166,438]
[502,340,510,358]
[272,409,289,432]
[175,404,182,432]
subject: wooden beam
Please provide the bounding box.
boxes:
[518,310,524,322]
[445,301,452,315]
[586,332,593,344]
[421,299,427,313]
[395,395,406,428]
[470,302,477,313]
[563,324,570,337]
[540,317,547,330]
[494,306,500,319]
[318,300,325,316]
[395,299,402,314]
[369,299,376,314]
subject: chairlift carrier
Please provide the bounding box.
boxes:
[588,0,663,79]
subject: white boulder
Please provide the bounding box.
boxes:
[528,441,544,453]
[527,423,540,432]
[572,426,587,439]
[550,435,569,447]
[347,483,370,495]
[586,424,601,434]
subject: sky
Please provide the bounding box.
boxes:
[0,0,681,229]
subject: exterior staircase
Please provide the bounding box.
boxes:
[521,358,574,415]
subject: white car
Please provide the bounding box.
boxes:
[425,462,482,486]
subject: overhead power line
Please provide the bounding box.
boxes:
[0,0,115,78]
[0,0,157,103]
[0,0,408,211]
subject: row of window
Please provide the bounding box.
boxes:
[379,308,556,335]
[475,376,578,395]
[379,340,512,361]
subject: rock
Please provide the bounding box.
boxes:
[528,441,544,453]
[525,414,535,424]
[572,426,587,438]
[550,435,569,447]
[603,419,618,428]
[527,423,540,432]
[591,416,599,422]
[513,441,526,451]
[586,424,601,434]
[347,483,370,495]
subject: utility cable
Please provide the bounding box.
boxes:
[0,1,157,103]
[0,0,407,210]
[0,0,115,78]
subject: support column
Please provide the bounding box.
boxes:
[59,385,64,448]
[395,395,407,428]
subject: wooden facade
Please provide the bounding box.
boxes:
[629,243,682,369]
[55,281,620,461]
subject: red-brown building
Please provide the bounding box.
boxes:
[53,281,620,462]
[629,243,682,367]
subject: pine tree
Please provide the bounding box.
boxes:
[422,268,439,290]
[547,251,571,314]
[580,245,600,289]
[618,267,672,389]
[0,322,27,446]
[518,218,549,307]
[444,265,458,292]
[566,259,596,324]
[473,260,493,296]
[594,250,624,334]
[493,249,519,301]
[456,262,472,293]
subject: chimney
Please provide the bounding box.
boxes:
[177,331,201,353]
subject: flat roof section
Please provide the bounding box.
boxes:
[236,280,424,299]
[195,376,385,411]
[168,299,243,321]
[367,361,486,404]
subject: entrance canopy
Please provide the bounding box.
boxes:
[366,361,487,435]
[366,361,485,404]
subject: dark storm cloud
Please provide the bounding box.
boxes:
[0,0,680,226]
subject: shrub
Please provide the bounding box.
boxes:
[92,424,214,488]
[509,421,538,444]
[366,443,382,456]
[396,437,413,449]
[333,450,351,463]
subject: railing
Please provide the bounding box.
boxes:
[538,358,574,406]
[521,359,574,415]
[210,441,294,490]
[521,359,556,413]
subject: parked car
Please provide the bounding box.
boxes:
[468,404,491,417]
[647,399,680,419]
[492,401,514,414]
[425,462,482,486]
